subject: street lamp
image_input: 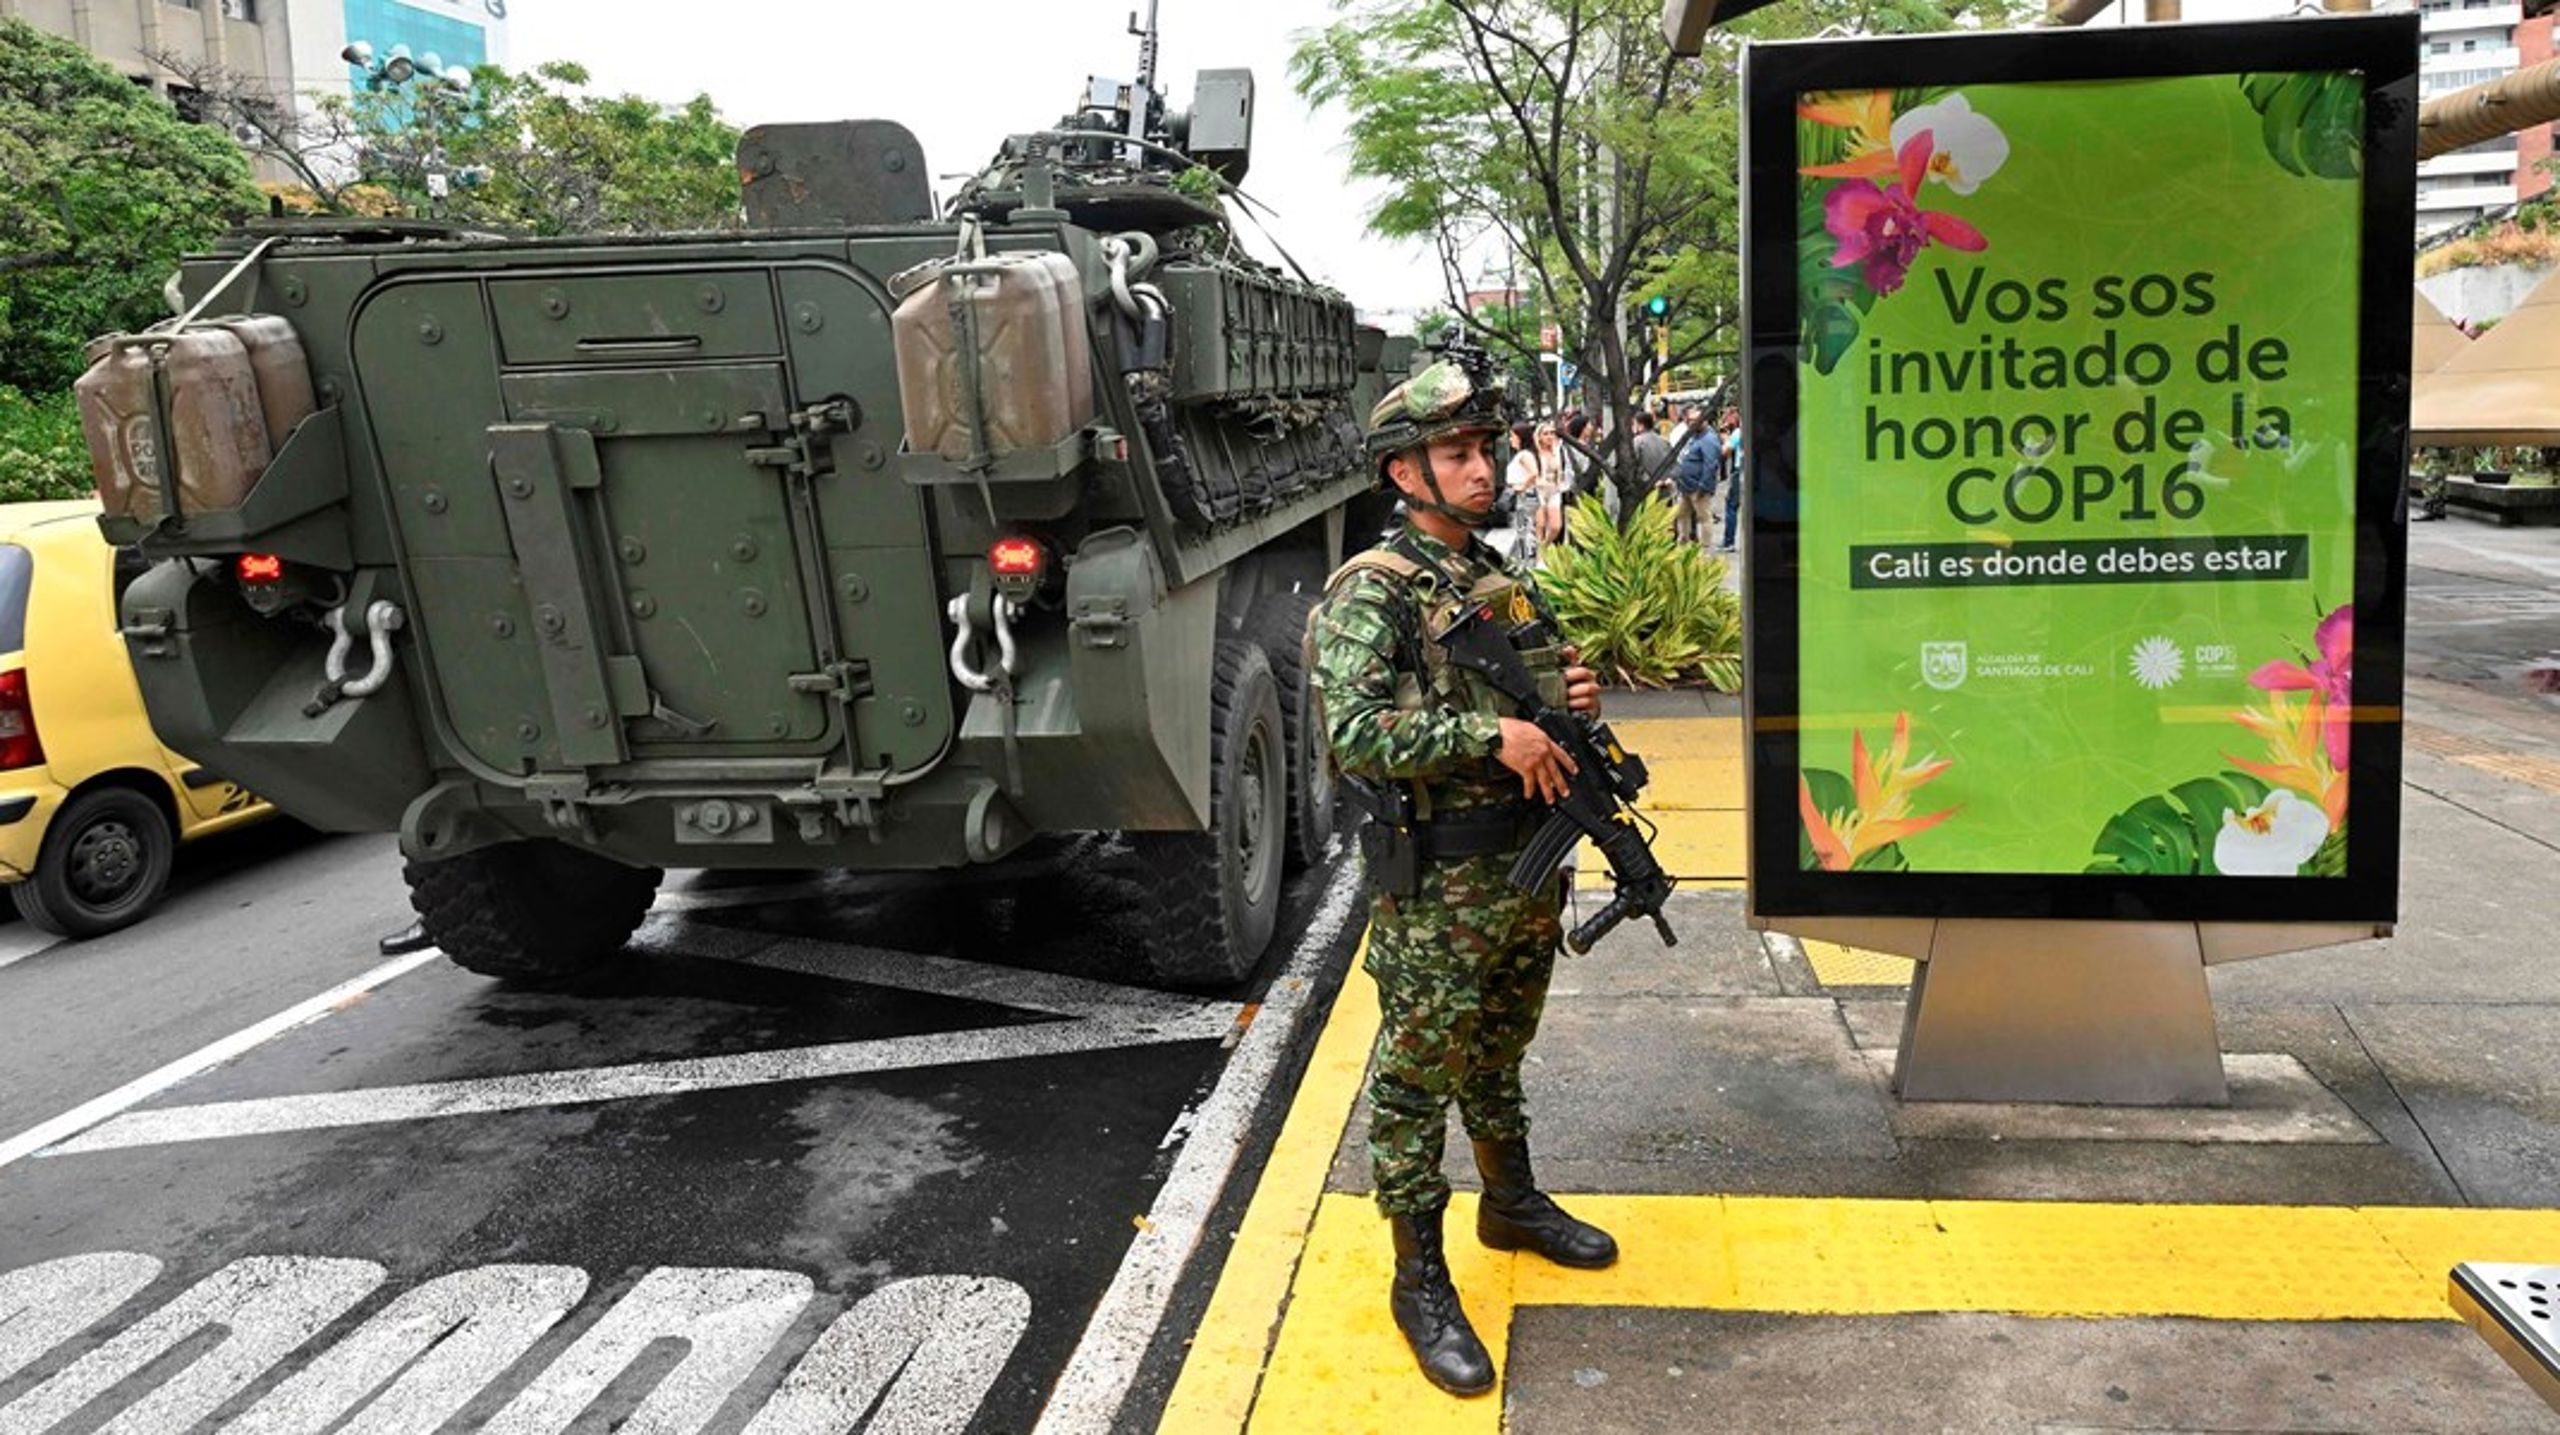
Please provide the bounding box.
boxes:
[341,38,474,218]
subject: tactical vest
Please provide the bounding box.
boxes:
[1303,537,1570,817]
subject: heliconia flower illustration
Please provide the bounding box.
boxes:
[2250,605,2352,769]
[2226,687,2348,832]
[1799,90,1897,181]
[1888,94,2009,195]
[1823,133,1988,297]
[1800,712,1960,871]
[2214,789,2332,876]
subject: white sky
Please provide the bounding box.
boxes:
[506,0,1445,316]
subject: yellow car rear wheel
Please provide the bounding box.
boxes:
[12,786,176,939]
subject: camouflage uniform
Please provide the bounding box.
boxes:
[1310,526,1570,1217]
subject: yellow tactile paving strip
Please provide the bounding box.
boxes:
[1161,708,2560,1432]
[1239,1191,2560,1432]
[1574,716,1745,892]
[1801,937,1916,988]
[2406,720,2560,794]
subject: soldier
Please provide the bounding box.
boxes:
[1307,356,1617,1397]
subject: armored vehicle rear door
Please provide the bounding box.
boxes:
[352,263,951,786]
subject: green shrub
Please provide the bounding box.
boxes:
[0,387,91,504]
[1536,492,1741,691]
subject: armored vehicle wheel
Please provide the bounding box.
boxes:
[1130,638,1286,991]
[406,840,663,984]
[1247,590,1338,871]
[11,786,175,939]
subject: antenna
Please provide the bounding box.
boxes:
[1124,0,1161,164]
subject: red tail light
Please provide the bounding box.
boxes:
[0,669,41,772]
[988,537,1045,579]
[237,553,285,585]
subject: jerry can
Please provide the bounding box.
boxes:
[216,315,318,452]
[74,329,273,524]
[892,251,1095,463]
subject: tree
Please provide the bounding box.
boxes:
[0,19,262,391]
[159,55,742,236]
[1296,0,2027,486]
[425,62,743,235]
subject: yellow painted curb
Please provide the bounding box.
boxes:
[1246,1191,2560,1434]
[1158,941,1383,1433]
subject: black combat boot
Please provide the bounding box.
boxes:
[1388,1208,1496,1396]
[1473,1137,1618,1269]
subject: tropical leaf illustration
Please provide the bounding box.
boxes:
[2084,771,2273,876]
[2239,73,2363,181]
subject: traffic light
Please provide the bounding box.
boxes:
[1645,295,1670,319]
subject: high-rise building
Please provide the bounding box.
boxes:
[1,1,512,108]
[2414,0,2553,235]
[290,0,510,102]
[0,0,296,114]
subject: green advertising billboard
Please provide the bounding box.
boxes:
[1742,20,2415,923]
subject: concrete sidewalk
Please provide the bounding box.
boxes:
[1160,683,2560,1433]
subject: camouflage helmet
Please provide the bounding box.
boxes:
[1365,359,1510,476]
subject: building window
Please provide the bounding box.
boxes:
[169,85,208,123]
[222,0,256,17]
[166,0,201,10]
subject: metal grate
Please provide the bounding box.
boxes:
[2451,1262,2560,1415]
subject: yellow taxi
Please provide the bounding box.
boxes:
[0,499,270,937]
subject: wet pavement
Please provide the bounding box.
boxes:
[0,835,1361,1433]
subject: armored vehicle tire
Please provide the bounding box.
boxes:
[406,840,664,984]
[1246,590,1338,872]
[11,786,176,939]
[1129,638,1287,991]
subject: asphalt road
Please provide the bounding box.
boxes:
[0,830,1362,1434]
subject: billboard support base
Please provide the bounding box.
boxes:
[1762,916,2384,1106]
[1892,919,2226,1105]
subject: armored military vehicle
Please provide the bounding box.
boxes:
[81,51,1402,990]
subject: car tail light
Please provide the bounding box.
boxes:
[0,669,41,772]
[236,553,285,585]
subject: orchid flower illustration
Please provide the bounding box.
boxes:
[2214,789,2332,877]
[1800,713,1960,871]
[2249,605,2352,769]
[1889,95,2009,195]
[1801,91,2009,195]
[1822,132,1988,297]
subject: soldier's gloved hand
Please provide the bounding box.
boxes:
[1498,717,1578,803]
[1562,646,1602,716]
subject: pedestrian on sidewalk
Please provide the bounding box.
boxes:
[1559,410,1598,538]
[1307,358,1618,1399]
[1672,404,1720,545]
[1504,421,1548,561]
[1625,410,1673,528]
[1531,421,1566,548]
[1717,407,1745,551]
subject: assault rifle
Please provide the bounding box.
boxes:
[1435,603,1678,954]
